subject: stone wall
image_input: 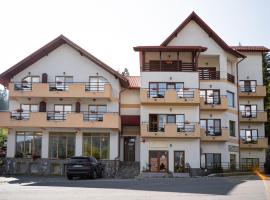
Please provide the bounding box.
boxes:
[0,158,119,177]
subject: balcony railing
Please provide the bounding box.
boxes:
[239,110,267,122]
[146,122,196,133]
[199,70,220,80]
[9,82,112,99]
[143,61,196,72]
[0,111,120,129]
[227,73,235,83]
[200,127,229,141]
[200,96,228,110]
[239,85,266,97]
[10,111,30,120]
[140,88,200,105]
[141,122,200,138]
[240,137,268,149]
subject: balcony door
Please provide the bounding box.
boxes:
[89,76,108,92]
[200,89,220,104]
[239,80,256,92]
[87,105,107,121]
[240,105,257,118]
[55,76,73,91]
[53,105,72,120]
[21,76,40,91]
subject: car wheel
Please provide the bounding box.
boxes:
[91,170,97,179]
[67,175,73,180]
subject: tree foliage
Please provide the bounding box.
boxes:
[121,68,130,76]
[263,53,270,140]
[0,87,8,111]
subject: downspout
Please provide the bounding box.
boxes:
[236,57,245,167]
[118,86,128,160]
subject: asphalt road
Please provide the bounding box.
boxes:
[0,175,269,200]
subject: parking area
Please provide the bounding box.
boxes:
[0,175,269,200]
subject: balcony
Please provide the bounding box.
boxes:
[9,82,112,100]
[200,128,229,142]
[239,85,266,97]
[227,73,235,83]
[239,111,267,123]
[240,138,268,149]
[199,70,220,80]
[141,122,200,138]
[200,96,228,110]
[0,111,120,130]
[140,88,200,105]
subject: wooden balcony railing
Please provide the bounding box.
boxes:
[227,73,235,83]
[199,70,220,80]
[143,61,196,72]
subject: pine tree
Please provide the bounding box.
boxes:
[121,68,130,76]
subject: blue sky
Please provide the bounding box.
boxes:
[0,0,269,76]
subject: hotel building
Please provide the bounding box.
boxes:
[0,12,268,176]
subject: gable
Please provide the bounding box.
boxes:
[166,20,226,55]
[161,12,244,58]
[0,35,128,87]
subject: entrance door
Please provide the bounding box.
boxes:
[149,151,168,172]
[230,154,236,170]
[124,137,136,161]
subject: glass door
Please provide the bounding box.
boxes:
[54,105,72,120]
[124,137,136,162]
[174,151,185,173]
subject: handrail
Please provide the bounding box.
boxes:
[240,110,266,118]
[142,88,197,98]
[240,136,267,144]
[142,122,198,133]
[12,81,110,92]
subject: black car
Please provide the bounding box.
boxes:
[66,156,105,180]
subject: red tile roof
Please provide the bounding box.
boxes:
[230,46,269,52]
[126,76,140,89]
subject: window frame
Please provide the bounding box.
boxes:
[49,133,75,159]
[200,119,221,136]
[229,120,236,137]
[226,91,235,108]
[82,133,110,160]
[148,82,184,98]
[239,80,257,92]
[15,132,42,158]
[200,89,221,104]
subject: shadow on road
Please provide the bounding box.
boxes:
[1,175,264,195]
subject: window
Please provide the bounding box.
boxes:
[83,133,110,159]
[240,105,257,118]
[239,80,256,92]
[205,153,221,169]
[87,76,108,92]
[84,105,107,121]
[241,158,259,170]
[227,91,234,107]
[149,114,185,132]
[200,89,220,104]
[15,132,42,158]
[200,119,221,136]
[240,129,258,143]
[229,121,236,137]
[54,76,73,91]
[149,82,184,98]
[11,104,38,120]
[14,76,40,91]
[174,151,185,173]
[49,133,75,159]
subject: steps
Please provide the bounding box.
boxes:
[115,161,140,179]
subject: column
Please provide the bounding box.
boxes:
[41,131,49,158]
[75,131,83,156]
[6,129,15,158]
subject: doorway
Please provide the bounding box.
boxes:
[149,150,168,172]
[124,137,136,161]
